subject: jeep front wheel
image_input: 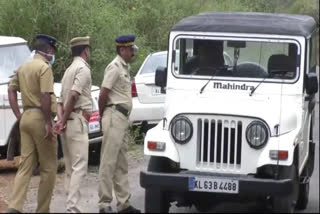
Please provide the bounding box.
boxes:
[144,157,172,213]
[296,181,309,210]
[272,165,299,213]
[145,188,169,213]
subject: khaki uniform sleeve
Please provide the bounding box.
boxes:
[71,67,91,94]
[40,66,54,93]
[101,64,119,89]
[8,72,20,91]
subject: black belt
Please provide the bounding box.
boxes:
[106,104,129,117]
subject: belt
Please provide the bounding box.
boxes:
[23,106,41,112]
[72,108,91,122]
[106,104,129,117]
[23,106,56,118]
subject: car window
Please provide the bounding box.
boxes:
[140,53,167,74]
[0,44,31,79]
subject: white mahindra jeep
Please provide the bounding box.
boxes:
[140,12,318,213]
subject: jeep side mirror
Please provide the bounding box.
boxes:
[155,66,167,93]
[305,72,318,95]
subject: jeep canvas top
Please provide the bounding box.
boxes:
[140,12,318,213]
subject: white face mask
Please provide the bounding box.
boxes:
[49,54,55,65]
[37,50,55,65]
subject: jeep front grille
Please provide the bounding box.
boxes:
[197,118,242,169]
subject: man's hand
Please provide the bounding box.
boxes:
[44,122,55,140]
[53,120,66,135]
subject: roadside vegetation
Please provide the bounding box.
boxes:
[0,0,318,146]
[0,0,318,85]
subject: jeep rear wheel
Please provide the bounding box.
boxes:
[272,165,299,213]
[144,157,171,213]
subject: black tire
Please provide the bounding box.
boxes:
[144,157,171,213]
[57,136,64,159]
[296,182,309,210]
[272,165,299,213]
[88,143,101,166]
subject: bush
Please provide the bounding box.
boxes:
[0,0,318,86]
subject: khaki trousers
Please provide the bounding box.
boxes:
[61,112,89,213]
[98,108,131,212]
[9,110,57,213]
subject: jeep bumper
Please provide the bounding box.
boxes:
[140,171,293,196]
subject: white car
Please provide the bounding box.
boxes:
[129,51,167,132]
[0,36,102,160]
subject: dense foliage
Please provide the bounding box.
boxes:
[0,0,318,85]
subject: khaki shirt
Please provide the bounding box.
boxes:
[58,57,92,113]
[101,55,132,111]
[9,54,57,114]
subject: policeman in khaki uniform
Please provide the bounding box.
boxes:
[7,34,58,213]
[98,35,140,213]
[54,36,92,213]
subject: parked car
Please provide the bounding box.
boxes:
[0,36,102,161]
[129,51,167,132]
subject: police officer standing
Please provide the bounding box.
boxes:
[7,34,58,213]
[97,35,140,213]
[54,36,92,213]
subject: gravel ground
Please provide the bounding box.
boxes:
[0,144,145,213]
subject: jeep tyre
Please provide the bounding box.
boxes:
[145,157,171,213]
[296,181,309,210]
[272,165,299,213]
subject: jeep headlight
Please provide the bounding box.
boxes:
[171,116,193,144]
[246,121,269,149]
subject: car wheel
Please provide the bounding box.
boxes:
[145,157,171,213]
[272,165,299,213]
[88,143,101,166]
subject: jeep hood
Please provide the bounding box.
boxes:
[164,91,301,136]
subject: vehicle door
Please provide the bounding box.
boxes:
[300,34,317,169]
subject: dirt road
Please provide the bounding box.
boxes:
[0,145,146,213]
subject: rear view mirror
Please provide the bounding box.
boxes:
[227,41,246,48]
[155,66,167,93]
[305,72,318,95]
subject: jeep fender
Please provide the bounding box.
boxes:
[144,122,180,163]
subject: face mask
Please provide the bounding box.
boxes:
[37,51,55,65]
[49,54,55,65]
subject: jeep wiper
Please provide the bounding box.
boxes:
[249,77,267,96]
[200,75,216,94]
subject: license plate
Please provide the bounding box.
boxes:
[189,177,239,194]
[89,121,100,133]
[151,86,161,95]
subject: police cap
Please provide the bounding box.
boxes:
[70,36,90,48]
[115,34,138,51]
[36,34,57,50]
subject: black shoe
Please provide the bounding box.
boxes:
[7,208,21,213]
[119,206,141,213]
[99,206,114,213]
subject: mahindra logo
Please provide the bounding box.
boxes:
[213,82,254,91]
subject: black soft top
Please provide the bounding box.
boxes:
[171,12,316,37]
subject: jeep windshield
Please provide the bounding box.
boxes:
[0,44,31,79]
[173,37,300,82]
